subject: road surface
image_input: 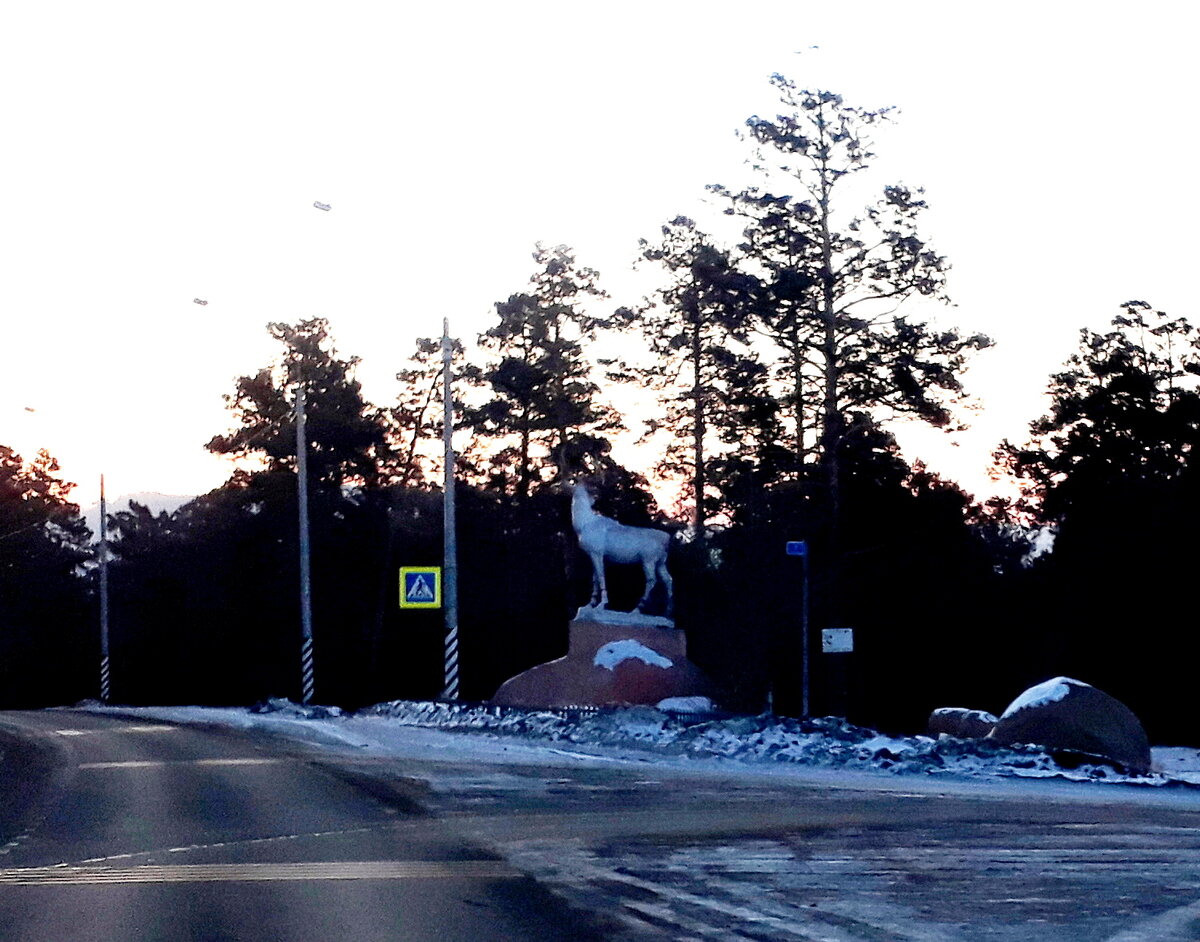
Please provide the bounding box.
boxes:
[388,744,1200,941]
[0,710,608,941]
[3,709,1200,941]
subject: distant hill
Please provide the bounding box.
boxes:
[82,492,194,540]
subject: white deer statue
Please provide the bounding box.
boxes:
[569,481,673,617]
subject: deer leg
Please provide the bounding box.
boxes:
[635,559,657,612]
[589,553,608,608]
[658,559,674,618]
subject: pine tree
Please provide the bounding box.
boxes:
[999,301,1200,527]
[469,244,621,497]
[712,76,992,529]
[207,318,391,490]
[0,446,93,705]
[630,216,765,530]
[389,334,478,488]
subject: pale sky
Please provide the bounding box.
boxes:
[3,1,1197,508]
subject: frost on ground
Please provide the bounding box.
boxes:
[79,698,1200,790]
[352,700,1200,789]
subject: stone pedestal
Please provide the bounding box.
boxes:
[491,609,712,709]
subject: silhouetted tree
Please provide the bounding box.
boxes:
[629,216,766,530]
[469,244,622,497]
[1000,301,1200,525]
[0,446,93,706]
[389,334,478,488]
[712,76,992,531]
[207,318,392,489]
[997,301,1200,741]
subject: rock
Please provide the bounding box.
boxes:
[927,707,998,739]
[491,615,713,709]
[989,677,1151,774]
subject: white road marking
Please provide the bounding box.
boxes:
[55,726,179,736]
[72,823,427,867]
[0,861,518,886]
[78,758,283,770]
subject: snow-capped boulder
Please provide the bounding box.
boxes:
[989,677,1151,774]
[927,707,998,739]
[491,615,713,709]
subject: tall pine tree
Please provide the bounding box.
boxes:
[207,318,392,490]
[712,76,991,530]
[630,216,764,530]
[469,244,621,497]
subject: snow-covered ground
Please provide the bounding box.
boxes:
[77,699,1200,794]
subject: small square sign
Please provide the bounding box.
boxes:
[400,567,441,609]
[822,628,854,653]
[786,541,808,557]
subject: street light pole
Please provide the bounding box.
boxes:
[99,474,110,703]
[296,385,314,705]
[441,319,460,700]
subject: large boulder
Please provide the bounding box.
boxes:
[927,707,998,739]
[491,613,713,709]
[989,677,1151,774]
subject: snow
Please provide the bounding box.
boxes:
[76,699,1200,799]
[1152,747,1200,785]
[1000,676,1087,719]
[657,696,716,713]
[593,640,673,671]
[932,708,999,724]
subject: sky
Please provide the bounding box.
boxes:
[3,1,1198,509]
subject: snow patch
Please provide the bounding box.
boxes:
[1001,677,1088,719]
[933,708,999,724]
[657,696,716,713]
[593,640,673,671]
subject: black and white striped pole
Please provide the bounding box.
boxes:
[296,385,315,705]
[440,318,460,700]
[98,475,110,703]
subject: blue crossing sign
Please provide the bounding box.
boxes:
[786,541,808,557]
[400,567,441,609]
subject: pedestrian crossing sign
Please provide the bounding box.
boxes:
[400,567,441,609]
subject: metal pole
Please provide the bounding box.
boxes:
[441,318,460,700]
[296,385,314,705]
[99,474,110,703]
[801,551,810,718]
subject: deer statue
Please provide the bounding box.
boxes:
[569,480,673,618]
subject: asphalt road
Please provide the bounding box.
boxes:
[329,732,1200,942]
[4,710,1200,941]
[0,710,609,942]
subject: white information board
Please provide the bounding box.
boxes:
[822,628,854,653]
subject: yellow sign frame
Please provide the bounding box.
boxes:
[399,567,442,609]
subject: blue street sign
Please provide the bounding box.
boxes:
[400,567,442,609]
[786,541,808,557]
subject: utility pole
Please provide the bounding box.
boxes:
[296,385,314,705]
[441,318,460,700]
[99,475,110,704]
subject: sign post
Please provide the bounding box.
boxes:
[99,475,110,704]
[440,319,460,700]
[822,627,854,717]
[785,541,810,718]
[296,385,314,706]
